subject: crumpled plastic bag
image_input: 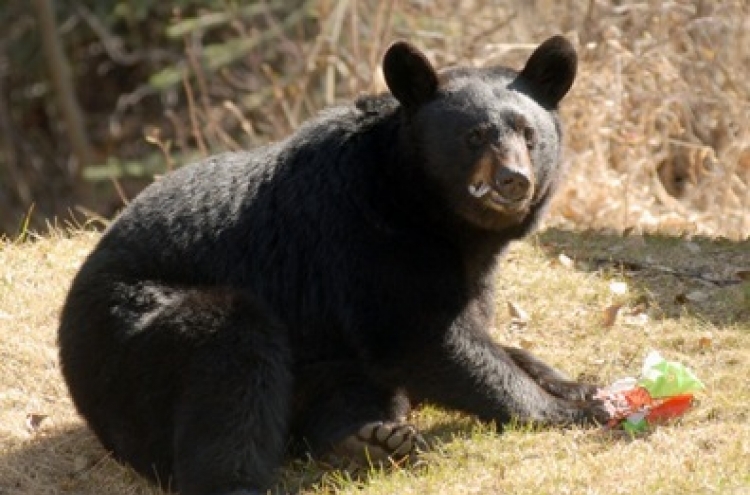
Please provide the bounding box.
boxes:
[638,350,704,398]
[596,351,704,433]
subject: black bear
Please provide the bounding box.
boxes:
[58,35,608,495]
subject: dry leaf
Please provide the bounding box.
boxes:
[623,313,650,327]
[698,333,713,349]
[685,290,709,303]
[557,253,574,269]
[602,304,623,327]
[507,301,530,323]
[25,413,48,433]
[609,281,628,295]
[736,269,750,281]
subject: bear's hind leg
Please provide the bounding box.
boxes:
[172,296,293,495]
[293,364,424,466]
[330,420,425,465]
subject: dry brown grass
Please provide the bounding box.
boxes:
[1,230,748,494]
[549,1,750,240]
[159,0,749,240]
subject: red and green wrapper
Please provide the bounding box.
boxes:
[596,351,704,433]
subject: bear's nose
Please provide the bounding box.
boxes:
[494,167,531,202]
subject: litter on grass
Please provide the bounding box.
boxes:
[595,351,704,433]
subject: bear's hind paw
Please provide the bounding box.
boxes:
[331,421,426,466]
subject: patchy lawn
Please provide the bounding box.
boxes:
[1,230,748,494]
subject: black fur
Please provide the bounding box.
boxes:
[58,36,607,495]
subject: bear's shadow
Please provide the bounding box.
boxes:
[0,419,473,495]
[0,425,158,495]
[536,228,748,327]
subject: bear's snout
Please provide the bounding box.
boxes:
[468,135,535,211]
[494,166,531,203]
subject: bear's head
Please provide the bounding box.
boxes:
[383,36,577,231]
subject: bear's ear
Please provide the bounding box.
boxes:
[383,41,439,109]
[513,35,577,109]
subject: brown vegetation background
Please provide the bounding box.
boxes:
[1,0,748,239]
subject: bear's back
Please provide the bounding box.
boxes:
[80,101,402,293]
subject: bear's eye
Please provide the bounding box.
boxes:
[511,115,535,150]
[523,126,536,150]
[465,125,491,148]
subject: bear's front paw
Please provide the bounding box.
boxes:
[572,398,612,426]
[543,379,600,401]
[331,421,426,465]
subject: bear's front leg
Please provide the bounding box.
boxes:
[383,321,609,427]
[502,345,600,402]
